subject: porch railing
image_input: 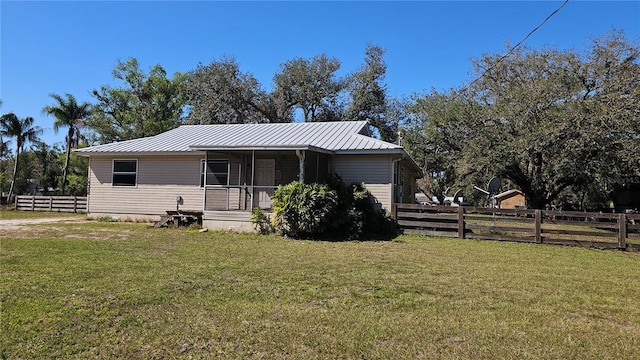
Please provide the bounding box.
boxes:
[204,185,277,211]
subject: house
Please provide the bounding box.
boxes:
[494,189,526,209]
[75,121,422,231]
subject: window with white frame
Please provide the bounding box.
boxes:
[200,160,229,187]
[112,159,137,186]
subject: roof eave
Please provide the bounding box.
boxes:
[188,144,334,154]
[74,150,204,157]
[333,149,404,155]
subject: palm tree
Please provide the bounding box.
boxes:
[0,100,6,158]
[42,94,91,195]
[0,113,43,202]
[0,132,8,158]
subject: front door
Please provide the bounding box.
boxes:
[254,159,275,209]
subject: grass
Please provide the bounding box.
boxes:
[0,208,85,220]
[463,213,640,245]
[1,214,639,359]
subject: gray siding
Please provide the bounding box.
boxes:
[364,184,392,213]
[88,155,204,216]
[332,154,391,184]
[332,154,393,211]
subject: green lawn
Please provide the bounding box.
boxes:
[0,208,85,220]
[1,215,639,359]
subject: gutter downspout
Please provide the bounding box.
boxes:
[296,149,306,183]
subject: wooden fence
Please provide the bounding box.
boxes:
[15,195,87,213]
[393,204,640,251]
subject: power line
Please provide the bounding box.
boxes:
[464,0,570,91]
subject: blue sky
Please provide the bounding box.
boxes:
[1,1,639,148]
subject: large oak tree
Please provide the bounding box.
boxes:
[407,31,639,209]
[272,54,345,122]
[88,58,187,143]
[185,56,283,124]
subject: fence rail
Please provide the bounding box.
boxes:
[393,204,640,251]
[15,195,87,213]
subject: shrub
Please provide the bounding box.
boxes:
[250,208,274,234]
[271,181,338,239]
[271,175,398,240]
[330,177,397,240]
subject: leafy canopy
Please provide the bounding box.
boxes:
[405,31,640,209]
[88,58,187,143]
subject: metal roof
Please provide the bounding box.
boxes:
[76,121,405,155]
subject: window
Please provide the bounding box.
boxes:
[201,160,229,186]
[112,160,137,186]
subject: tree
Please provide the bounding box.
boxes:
[470,31,639,208]
[32,142,63,194]
[42,93,91,194]
[185,56,283,124]
[0,100,7,159]
[404,90,479,204]
[408,31,639,209]
[0,113,43,202]
[88,58,187,143]
[345,45,396,141]
[273,54,345,122]
[0,132,8,159]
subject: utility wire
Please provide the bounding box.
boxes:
[464,0,570,92]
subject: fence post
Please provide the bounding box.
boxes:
[535,210,542,244]
[458,206,465,239]
[73,196,78,213]
[392,204,398,222]
[618,213,627,250]
[31,196,35,211]
[49,196,53,211]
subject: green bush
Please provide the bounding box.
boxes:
[271,181,338,239]
[329,176,397,240]
[250,208,274,234]
[271,176,398,240]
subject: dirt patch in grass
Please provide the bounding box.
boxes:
[0,216,86,231]
[1,220,136,241]
[63,230,132,241]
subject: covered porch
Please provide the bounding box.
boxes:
[198,148,331,213]
[196,147,330,231]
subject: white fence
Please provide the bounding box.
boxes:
[15,195,87,213]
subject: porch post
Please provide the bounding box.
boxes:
[202,151,208,212]
[296,149,306,183]
[250,150,255,210]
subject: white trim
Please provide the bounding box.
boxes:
[111,159,138,187]
[76,151,204,157]
[201,159,230,187]
[391,157,401,205]
[188,145,334,155]
[334,149,404,155]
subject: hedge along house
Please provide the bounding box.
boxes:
[75,121,422,231]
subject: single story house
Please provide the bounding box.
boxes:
[76,121,422,231]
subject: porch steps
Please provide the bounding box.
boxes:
[203,210,261,232]
[154,215,174,228]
